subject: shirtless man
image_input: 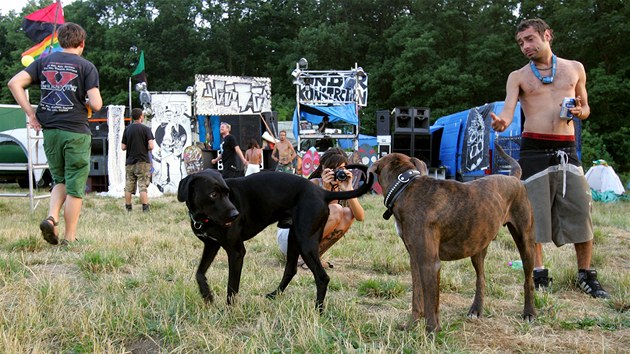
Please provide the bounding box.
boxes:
[272,130,296,173]
[244,139,262,176]
[491,18,608,298]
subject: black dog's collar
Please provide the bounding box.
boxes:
[189,212,210,230]
[383,170,422,220]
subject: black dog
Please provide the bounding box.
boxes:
[177,168,373,311]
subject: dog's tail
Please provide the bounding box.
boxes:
[323,165,375,202]
[494,142,522,179]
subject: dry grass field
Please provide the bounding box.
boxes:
[0,184,628,353]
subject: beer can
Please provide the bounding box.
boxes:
[560,97,576,120]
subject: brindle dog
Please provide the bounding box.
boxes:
[369,145,535,332]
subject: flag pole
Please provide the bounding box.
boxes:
[128,77,132,116]
[48,0,61,55]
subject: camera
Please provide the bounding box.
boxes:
[333,169,347,181]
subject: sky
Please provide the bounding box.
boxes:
[0,1,76,16]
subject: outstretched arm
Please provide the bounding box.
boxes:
[491,70,521,132]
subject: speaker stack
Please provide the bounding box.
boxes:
[376,110,391,157]
[392,107,432,165]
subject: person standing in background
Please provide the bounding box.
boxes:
[122,108,155,212]
[272,130,296,173]
[8,22,102,246]
[211,122,247,178]
[244,139,263,176]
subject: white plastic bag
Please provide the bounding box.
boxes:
[277,228,290,256]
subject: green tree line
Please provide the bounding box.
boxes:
[1,0,628,173]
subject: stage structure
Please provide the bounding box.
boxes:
[194,75,271,116]
[192,75,274,172]
[291,58,368,152]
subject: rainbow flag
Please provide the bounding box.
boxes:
[21,32,62,61]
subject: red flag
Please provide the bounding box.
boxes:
[22,2,65,43]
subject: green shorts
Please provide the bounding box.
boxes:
[275,163,295,174]
[43,129,91,198]
[125,162,152,194]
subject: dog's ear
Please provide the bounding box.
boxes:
[177,174,194,202]
[410,157,428,176]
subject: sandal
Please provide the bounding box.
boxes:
[39,216,59,245]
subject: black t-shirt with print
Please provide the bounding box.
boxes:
[25,51,99,135]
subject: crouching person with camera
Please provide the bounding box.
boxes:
[300,147,366,268]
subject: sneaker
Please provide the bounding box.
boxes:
[142,204,150,212]
[576,269,610,299]
[533,269,552,291]
[125,204,132,212]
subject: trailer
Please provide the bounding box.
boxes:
[430,101,582,181]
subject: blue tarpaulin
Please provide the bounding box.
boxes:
[338,134,377,149]
[292,103,358,143]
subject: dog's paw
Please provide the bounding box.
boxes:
[202,293,214,304]
[396,317,420,331]
[266,290,279,299]
[467,308,482,319]
[523,313,536,323]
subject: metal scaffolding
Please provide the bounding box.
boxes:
[0,124,51,212]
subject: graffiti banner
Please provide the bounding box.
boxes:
[150,92,192,194]
[298,72,368,106]
[194,75,271,115]
[461,103,493,173]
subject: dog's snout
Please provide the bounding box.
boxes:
[229,210,239,221]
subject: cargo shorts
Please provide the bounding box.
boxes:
[125,162,152,194]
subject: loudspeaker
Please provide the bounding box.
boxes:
[394,107,413,133]
[414,107,430,131]
[394,107,431,133]
[221,115,262,150]
[376,110,390,136]
[392,132,432,165]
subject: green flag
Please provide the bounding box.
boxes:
[132,50,146,83]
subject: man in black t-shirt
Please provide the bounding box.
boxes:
[211,122,247,178]
[8,22,103,246]
[122,108,155,212]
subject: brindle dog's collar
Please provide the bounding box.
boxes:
[383,169,422,220]
[189,212,210,230]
